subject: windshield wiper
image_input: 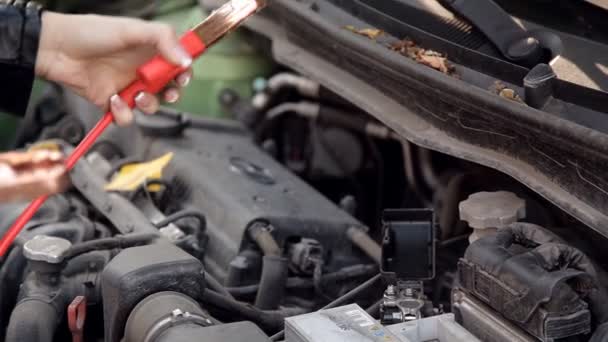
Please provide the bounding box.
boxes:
[440,0,545,67]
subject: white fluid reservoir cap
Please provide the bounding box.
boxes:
[459,191,526,229]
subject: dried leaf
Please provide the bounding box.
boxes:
[344,26,384,39]
[499,88,524,103]
[491,81,507,93]
[416,54,451,74]
[491,81,524,103]
[390,38,456,76]
[358,28,384,39]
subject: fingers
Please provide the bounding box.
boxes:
[122,20,192,68]
[163,88,181,104]
[110,95,134,127]
[149,23,192,68]
[176,69,192,87]
[132,68,191,114]
[0,150,69,203]
[110,65,191,124]
[135,92,160,114]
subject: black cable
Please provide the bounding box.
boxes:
[269,273,382,341]
[227,278,312,297]
[153,209,207,232]
[226,264,378,297]
[322,273,382,309]
[63,233,158,259]
[128,179,171,201]
[366,299,383,318]
[205,272,235,300]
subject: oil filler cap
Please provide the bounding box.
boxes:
[23,235,72,264]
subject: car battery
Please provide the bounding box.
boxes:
[285,304,478,342]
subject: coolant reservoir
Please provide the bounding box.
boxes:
[459,191,526,243]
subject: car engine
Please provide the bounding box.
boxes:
[1,0,608,341]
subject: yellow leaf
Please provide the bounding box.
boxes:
[344,26,384,39]
[105,152,173,192]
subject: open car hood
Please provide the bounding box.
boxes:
[233,0,608,238]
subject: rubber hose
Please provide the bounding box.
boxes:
[153,209,207,232]
[255,255,289,310]
[5,298,59,342]
[124,292,208,342]
[201,289,306,331]
[248,223,280,257]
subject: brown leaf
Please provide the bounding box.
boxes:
[490,81,524,103]
[499,88,524,103]
[416,54,451,74]
[390,38,456,76]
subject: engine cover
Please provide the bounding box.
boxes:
[455,227,592,341]
[140,116,368,282]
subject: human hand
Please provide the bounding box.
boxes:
[0,150,68,203]
[35,12,193,126]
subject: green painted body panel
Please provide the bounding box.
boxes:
[156,6,274,117]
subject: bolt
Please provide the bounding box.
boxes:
[171,309,184,318]
[404,288,414,297]
[386,285,396,296]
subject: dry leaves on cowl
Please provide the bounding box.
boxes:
[390,38,457,76]
[344,25,384,40]
[491,81,525,104]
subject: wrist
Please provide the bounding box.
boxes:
[35,12,63,79]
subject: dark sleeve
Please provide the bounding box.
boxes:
[0,1,43,116]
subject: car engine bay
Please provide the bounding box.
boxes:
[1,0,608,341]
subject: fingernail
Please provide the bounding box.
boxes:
[166,90,179,103]
[175,46,192,68]
[110,94,125,110]
[0,164,16,179]
[47,151,63,162]
[31,151,47,163]
[177,73,191,87]
[135,92,151,108]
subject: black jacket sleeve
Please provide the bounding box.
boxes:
[0,1,43,116]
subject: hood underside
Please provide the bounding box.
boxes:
[235,0,608,238]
